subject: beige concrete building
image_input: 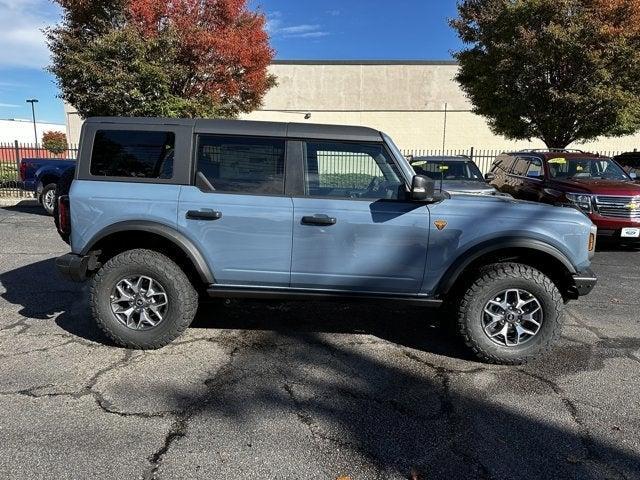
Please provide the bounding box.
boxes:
[65,60,640,153]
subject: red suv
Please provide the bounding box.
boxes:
[488,149,640,241]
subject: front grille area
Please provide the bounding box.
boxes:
[595,196,640,219]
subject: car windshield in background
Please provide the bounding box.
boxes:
[548,157,629,180]
[413,160,484,181]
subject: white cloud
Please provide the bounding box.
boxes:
[266,12,329,40]
[0,102,20,107]
[285,31,330,39]
[265,11,282,34]
[0,0,59,69]
[278,24,321,34]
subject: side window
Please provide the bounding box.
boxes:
[196,136,285,195]
[526,158,544,178]
[491,156,514,174]
[90,130,175,178]
[510,157,529,176]
[304,141,404,200]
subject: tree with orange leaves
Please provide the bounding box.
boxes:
[451,0,640,148]
[47,0,276,118]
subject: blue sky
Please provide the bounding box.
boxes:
[0,0,462,124]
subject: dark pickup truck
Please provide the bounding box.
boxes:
[19,158,75,214]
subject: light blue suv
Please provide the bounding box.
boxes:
[56,118,597,364]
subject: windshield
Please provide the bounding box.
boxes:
[548,157,629,180]
[412,159,484,181]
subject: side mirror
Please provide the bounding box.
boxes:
[485,172,496,182]
[410,174,435,201]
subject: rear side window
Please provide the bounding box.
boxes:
[491,156,513,174]
[510,157,530,176]
[196,135,285,195]
[90,130,175,178]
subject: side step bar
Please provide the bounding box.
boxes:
[206,285,443,307]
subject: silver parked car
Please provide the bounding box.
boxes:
[410,155,503,196]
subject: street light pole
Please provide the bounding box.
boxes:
[26,98,39,146]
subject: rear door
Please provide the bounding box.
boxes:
[506,156,529,198]
[290,140,430,293]
[177,135,293,287]
[519,156,545,202]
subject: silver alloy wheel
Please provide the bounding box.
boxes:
[482,289,543,347]
[110,275,168,330]
[43,188,56,212]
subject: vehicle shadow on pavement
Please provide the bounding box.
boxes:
[0,258,108,344]
[595,239,640,252]
[2,259,640,478]
[193,300,472,361]
[1,202,48,217]
[0,257,470,359]
[151,326,640,479]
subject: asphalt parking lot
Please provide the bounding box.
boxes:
[0,202,639,480]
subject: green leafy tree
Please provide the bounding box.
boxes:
[451,0,640,148]
[47,0,275,118]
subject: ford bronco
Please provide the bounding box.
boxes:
[56,118,597,364]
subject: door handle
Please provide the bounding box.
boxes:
[301,214,337,226]
[186,209,222,221]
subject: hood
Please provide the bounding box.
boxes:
[551,178,640,196]
[451,191,593,225]
[439,180,497,195]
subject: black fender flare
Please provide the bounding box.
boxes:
[435,237,577,295]
[81,220,214,284]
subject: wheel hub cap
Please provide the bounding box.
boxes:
[44,190,55,210]
[110,275,168,331]
[482,289,543,347]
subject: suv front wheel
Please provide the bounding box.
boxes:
[90,249,198,349]
[457,263,563,364]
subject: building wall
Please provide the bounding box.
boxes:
[241,61,640,152]
[64,60,640,152]
[0,119,66,144]
[64,102,83,147]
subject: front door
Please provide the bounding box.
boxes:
[290,140,430,293]
[178,135,293,287]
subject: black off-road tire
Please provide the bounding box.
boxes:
[90,249,198,349]
[40,183,57,215]
[457,263,563,365]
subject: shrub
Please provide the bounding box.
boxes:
[42,131,68,154]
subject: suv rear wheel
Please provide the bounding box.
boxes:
[90,249,198,349]
[457,263,563,364]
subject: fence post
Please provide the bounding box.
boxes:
[14,140,20,172]
[469,146,474,161]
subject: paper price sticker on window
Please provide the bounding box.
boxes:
[548,158,567,165]
[439,165,449,171]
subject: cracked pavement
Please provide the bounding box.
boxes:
[0,202,639,480]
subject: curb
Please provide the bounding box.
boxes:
[0,198,39,207]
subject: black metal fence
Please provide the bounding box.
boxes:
[0,142,79,198]
[0,141,634,198]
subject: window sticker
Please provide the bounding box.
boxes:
[548,157,567,165]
